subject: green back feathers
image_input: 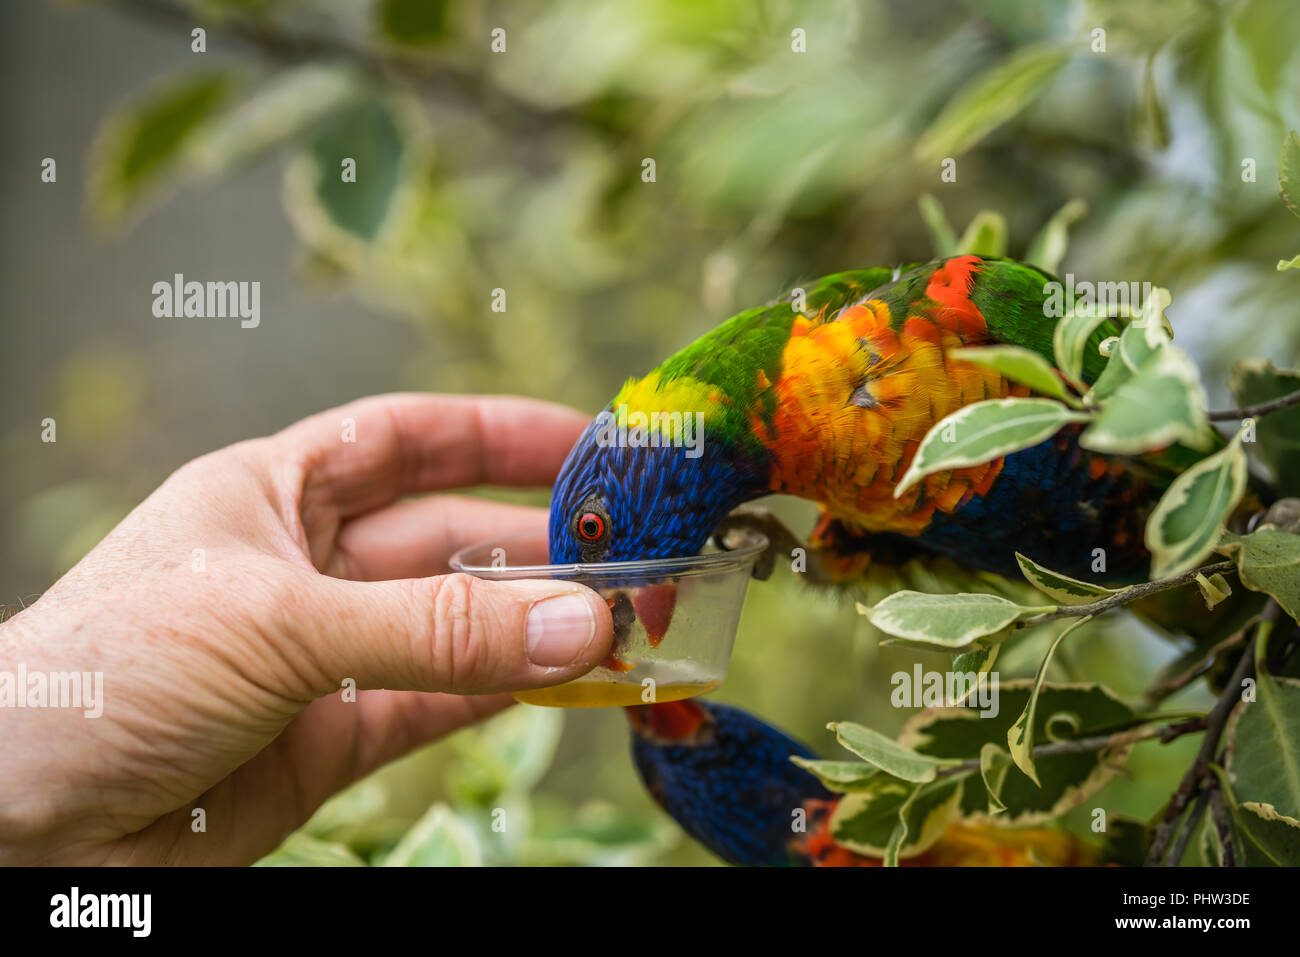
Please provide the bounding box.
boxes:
[968,258,1114,384]
[860,256,1117,384]
[621,269,902,451]
[799,267,903,316]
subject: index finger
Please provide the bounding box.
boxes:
[272,393,592,518]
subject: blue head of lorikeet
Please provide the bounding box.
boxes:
[626,699,830,866]
[547,417,766,566]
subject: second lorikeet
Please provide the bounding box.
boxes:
[548,254,1228,638]
[627,699,1098,867]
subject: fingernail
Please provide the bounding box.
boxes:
[526,595,596,667]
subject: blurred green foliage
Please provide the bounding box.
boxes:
[8,0,1300,864]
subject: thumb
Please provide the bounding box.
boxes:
[290,572,614,696]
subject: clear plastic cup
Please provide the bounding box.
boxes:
[448,528,768,708]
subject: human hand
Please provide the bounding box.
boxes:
[0,394,612,864]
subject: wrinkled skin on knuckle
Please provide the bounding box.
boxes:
[420,573,511,692]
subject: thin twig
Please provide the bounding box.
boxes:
[1141,617,1257,707]
[1208,388,1300,422]
[1168,789,1210,867]
[1018,561,1237,628]
[935,717,1207,778]
[1144,605,1274,865]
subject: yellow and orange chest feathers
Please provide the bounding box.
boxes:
[753,262,1025,536]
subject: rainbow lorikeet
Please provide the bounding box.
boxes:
[548,254,1216,638]
[627,700,1098,867]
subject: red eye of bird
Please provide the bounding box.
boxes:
[577,512,605,541]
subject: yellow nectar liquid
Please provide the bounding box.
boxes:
[514,679,720,708]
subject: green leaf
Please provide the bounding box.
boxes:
[1085,332,1137,402]
[952,645,999,705]
[1280,129,1300,219]
[825,779,913,854]
[1226,673,1300,822]
[953,345,1072,402]
[895,398,1089,497]
[1219,528,1300,623]
[481,705,564,792]
[376,0,450,47]
[1087,310,1171,401]
[1144,433,1248,579]
[88,72,238,225]
[858,591,1045,649]
[1007,617,1093,786]
[525,802,677,867]
[1024,198,1087,274]
[1194,571,1233,610]
[303,780,388,835]
[1228,358,1300,492]
[283,98,412,246]
[255,832,368,867]
[1200,812,1225,866]
[1052,304,1113,390]
[1134,286,1174,349]
[955,210,1008,257]
[191,64,364,175]
[1116,316,1161,369]
[448,705,564,804]
[882,814,908,867]
[918,193,958,257]
[1208,767,1300,866]
[1134,54,1169,149]
[1236,802,1300,866]
[889,777,966,866]
[1080,346,1208,455]
[979,743,1013,813]
[915,44,1070,162]
[830,776,965,863]
[902,681,1135,824]
[1015,552,1119,605]
[1279,254,1300,271]
[383,804,482,866]
[828,721,960,783]
[789,758,883,792]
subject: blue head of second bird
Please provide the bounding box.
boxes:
[625,699,830,866]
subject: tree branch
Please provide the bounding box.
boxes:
[935,716,1207,778]
[1017,560,1237,628]
[107,0,576,136]
[1207,387,1300,421]
[1141,617,1257,707]
[1144,604,1275,866]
